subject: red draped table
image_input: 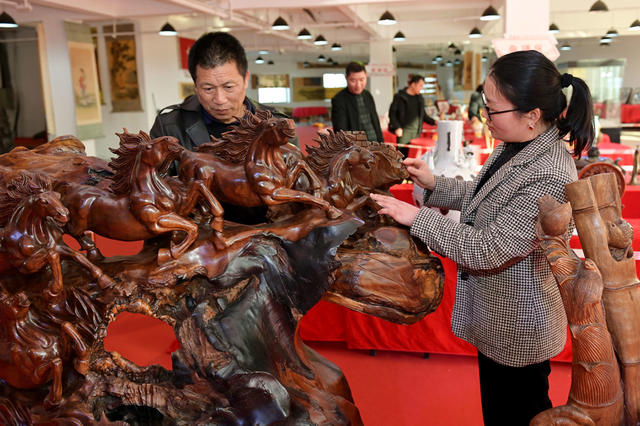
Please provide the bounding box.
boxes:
[621,104,640,123]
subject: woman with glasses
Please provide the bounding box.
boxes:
[371,49,593,425]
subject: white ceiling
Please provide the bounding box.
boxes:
[7,0,640,62]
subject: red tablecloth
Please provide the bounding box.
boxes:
[292,106,328,118]
[621,104,640,123]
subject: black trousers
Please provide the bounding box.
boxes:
[477,351,552,426]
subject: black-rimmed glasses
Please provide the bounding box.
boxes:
[481,91,519,121]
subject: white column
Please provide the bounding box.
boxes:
[493,0,558,61]
[367,39,394,126]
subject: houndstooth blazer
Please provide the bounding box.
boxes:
[410,127,576,367]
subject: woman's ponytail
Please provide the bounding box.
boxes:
[557,75,594,157]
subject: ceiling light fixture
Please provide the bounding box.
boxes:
[297,28,312,39]
[267,60,274,65]
[559,43,572,51]
[468,27,482,38]
[548,23,560,34]
[480,5,500,21]
[454,48,461,55]
[317,54,326,62]
[606,27,619,37]
[378,10,397,25]
[258,50,269,54]
[271,16,289,30]
[255,56,265,64]
[589,1,609,12]
[331,43,342,51]
[454,58,461,65]
[481,55,488,62]
[158,22,177,36]
[313,35,328,45]
[431,58,438,64]
[630,19,640,31]
[435,55,443,62]
[393,31,406,41]
[303,61,311,68]
[445,60,453,67]
[0,11,18,28]
[600,35,612,43]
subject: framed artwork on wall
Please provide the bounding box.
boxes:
[106,35,142,112]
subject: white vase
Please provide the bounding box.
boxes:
[413,120,477,222]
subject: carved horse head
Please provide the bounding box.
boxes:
[0,288,30,321]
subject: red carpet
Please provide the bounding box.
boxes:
[104,313,571,425]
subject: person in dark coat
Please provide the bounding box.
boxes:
[150,32,296,224]
[388,74,436,157]
[468,84,484,122]
[330,62,383,142]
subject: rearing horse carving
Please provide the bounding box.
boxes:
[307,130,408,214]
[61,130,221,263]
[0,173,114,297]
[178,109,342,221]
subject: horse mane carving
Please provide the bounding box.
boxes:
[0,173,51,226]
[306,130,358,178]
[357,139,404,163]
[197,109,275,163]
[108,130,175,195]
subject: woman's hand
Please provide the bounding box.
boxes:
[395,128,403,137]
[403,158,435,190]
[370,193,420,227]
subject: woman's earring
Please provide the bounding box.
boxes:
[528,123,534,130]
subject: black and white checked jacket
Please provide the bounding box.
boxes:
[410,127,576,367]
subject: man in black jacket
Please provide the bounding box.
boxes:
[330,62,383,142]
[150,32,295,223]
[388,74,436,157]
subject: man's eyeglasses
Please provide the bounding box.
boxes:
[481,91,519,121]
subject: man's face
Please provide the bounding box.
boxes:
[194,61,249,124]
[346,71,367,95]
[409,80,425,95]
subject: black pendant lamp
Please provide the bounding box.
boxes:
[271,16,289,30]
[589,1,609,12]
[0,11,18,28]
[630,19,640,31]
[378,10,396,25]
[158,22,177,36]
[480,5,500,21]
[393,31,406,41]
[468,27,482,38]
[548,23,559,34]
[297,28,312,39]
[313,35,328,45]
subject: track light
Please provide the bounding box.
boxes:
[559,43,572,51]
[630,19,640,31]
[158,22,177,36]
[271,16,289,30]
[606,28,619,37]
[548,23,559,34]
[0,11,18,28]
[331,43,342,51]
[589,1,608,12]
[468,27,482,38]
[313,35,328,45]
[480,5,500,21]
[255,56,265,64]
[393,31,406,41]
[378,10,396,25]
[297,28,312,39]
[317,54,326,62]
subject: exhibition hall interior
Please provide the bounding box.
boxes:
[0,0,639,424]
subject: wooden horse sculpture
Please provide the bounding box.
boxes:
[62,130,222,263]
[0,286,90,410]
[307,130,409,214]
[178,109,342,221]
[0,173,114,297]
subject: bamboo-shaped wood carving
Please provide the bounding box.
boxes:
[629,145,639,186]
[532,194,623,425]
[534,172,639,425]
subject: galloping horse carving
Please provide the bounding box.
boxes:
[62,130,222,263]
[0,287,90,410]
[178,109,342,221]
[307,130,408,214]
[0,173,114,297]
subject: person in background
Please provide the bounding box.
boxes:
[150,31,296,224]
[330,61,383,142]
[468,84,484,122]
[388,74,436,157]
[371,50,594,425]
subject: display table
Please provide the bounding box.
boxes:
[292,106,328,118]
[621,104,640,123]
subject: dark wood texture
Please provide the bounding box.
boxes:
[0,116,443,424]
